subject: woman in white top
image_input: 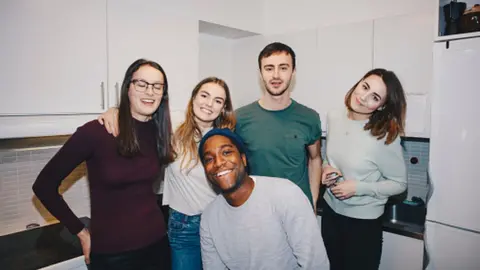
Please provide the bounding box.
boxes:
[98,77,236,270]
[320,68,407,270]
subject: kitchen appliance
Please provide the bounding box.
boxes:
[426,37,480,269]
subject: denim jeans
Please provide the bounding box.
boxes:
[168,208,203,270]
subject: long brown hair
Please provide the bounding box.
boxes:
[117,59,175,165]
[175,77,236,170]
[344,68,406,145]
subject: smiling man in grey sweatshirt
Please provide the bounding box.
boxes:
[197,128,329,270]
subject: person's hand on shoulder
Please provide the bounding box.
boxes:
[97,107,119,136]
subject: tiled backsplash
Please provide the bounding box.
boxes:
[0,136,429,236]
[0,146,90,236]
[320,137,430,202]
[402,139,430,201]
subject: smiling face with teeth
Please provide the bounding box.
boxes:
[202,135,248,194]
[128,65,165,121]
[192,82,226,126]
[348,74,387,117]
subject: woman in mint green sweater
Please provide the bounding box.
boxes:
[321,68,407,270]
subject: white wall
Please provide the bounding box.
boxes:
[231,35,267,108]
[195,0,264,33]
[199,33,244,107]
[262,0,435,35]
[199,34,234,85]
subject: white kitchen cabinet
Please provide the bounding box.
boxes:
[0,0,198,116]
[380,232,424,270]
[372,12,433,137]
[0,0,108,115]
[373,13,434,95]
[0,0,199,138]
[317,216,424,270]
[425,221,480,270]
[316,21,374,133]
[107,0,199,111]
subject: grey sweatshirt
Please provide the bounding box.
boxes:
[323,109,407,219]
[200,176,329,270]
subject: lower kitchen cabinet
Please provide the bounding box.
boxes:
[380,231,424,270]
[316,216,424,270]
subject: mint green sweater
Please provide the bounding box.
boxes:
[323,109,407,219]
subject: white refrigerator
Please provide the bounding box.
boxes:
[426,37,480,270]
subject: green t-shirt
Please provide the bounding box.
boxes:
[235,100,322,203]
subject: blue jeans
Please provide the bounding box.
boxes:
[168,208,202,270]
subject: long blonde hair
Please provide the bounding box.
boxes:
[174,77,236,170]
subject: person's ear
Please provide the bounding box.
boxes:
[241,154,247,167]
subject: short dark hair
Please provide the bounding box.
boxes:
[258,42,296,70]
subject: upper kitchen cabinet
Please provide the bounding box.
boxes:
[316,21,374,133]
[373,13,434,95]
[373,12,433,137]
[0,0,108,115]
[107,0,199,111]
[436,0,480,42]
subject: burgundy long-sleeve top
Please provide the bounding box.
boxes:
[33,120,166,254]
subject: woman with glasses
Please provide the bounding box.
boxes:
[320,68,408,270]
[98,77,236,270]
[33,59,174,270]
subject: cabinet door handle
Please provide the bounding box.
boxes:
[115,82,120,106]
[100,81,105,110]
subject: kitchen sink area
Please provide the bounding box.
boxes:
[381,200,426,240]
[316,192,427,240]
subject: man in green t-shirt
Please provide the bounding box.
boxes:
[235,42,323,211]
